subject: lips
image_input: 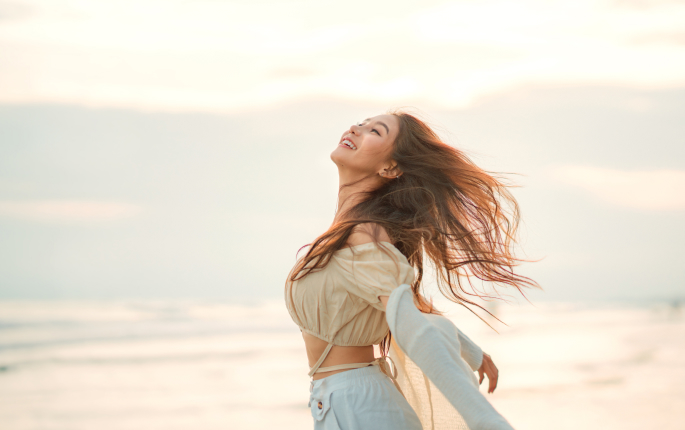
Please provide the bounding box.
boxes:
[339,137,357,150]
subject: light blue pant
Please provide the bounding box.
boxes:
[308,365,423,430]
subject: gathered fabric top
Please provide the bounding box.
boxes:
[285,241,416,379]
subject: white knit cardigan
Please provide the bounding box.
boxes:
[386,284,515,430]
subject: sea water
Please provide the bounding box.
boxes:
[0,298,682,430]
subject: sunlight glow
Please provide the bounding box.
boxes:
[551,166,685,210]
[1,0,684,112]
[0,200,142,222]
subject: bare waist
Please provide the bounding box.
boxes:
[302,331,375,380]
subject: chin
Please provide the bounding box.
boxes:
[330,147,344,166]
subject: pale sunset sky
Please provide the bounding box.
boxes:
[1,0,684,302]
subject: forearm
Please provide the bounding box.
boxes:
[457,327,484,371]
[416,294,483,371]
[387,284,514,430]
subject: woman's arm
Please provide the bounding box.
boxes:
[358,221,499,393]
[455,328,499,393]
[381,286,514,430]
[380,295,499,393]
[456,324,483,370]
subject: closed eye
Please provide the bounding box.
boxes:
[372,128,380,135]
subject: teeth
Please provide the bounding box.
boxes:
[342,139,357,149]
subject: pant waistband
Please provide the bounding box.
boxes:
[309,355,406,400]
[309,364,385,393]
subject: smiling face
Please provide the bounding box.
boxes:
[330,114,401,180]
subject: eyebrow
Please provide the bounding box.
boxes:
[363,118,390,135]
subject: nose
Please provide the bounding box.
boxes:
[349,123,361,135]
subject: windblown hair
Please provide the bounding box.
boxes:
[287,110,540,356]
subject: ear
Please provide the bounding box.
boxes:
[378,162,403,179]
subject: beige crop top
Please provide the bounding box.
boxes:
[284,241,416,381]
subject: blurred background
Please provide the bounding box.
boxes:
[0,0,683,429]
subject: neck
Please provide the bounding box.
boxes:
[334,170,382,224]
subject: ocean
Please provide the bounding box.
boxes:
[0,298,683,429]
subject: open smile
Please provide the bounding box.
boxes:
[339,137,357,150]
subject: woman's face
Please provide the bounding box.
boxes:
[330,114,400,178]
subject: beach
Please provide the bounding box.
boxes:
[0,298,683,429]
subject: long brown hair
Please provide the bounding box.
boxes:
[287,110,540,356]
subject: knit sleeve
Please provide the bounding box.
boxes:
[458,328,484,371]
[387,283,516,430]
[332,242,416,312]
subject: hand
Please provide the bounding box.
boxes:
[477,352,499,394]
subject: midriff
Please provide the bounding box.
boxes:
[302,331,375,380]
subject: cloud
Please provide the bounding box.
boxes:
[551,166,685,210]
[1,0,685,112]
[0,200,142,223]
[0,0,33,22]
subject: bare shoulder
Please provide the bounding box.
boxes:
[346,222,392,247]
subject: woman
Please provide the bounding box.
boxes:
[284,111,538,429]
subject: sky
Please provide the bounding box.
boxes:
[0,0,684,303]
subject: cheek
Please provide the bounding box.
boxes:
[331,140,391,171]
[363,140,393,161]
[355,145,389,169]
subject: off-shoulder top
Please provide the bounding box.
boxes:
[284,241,415,380]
